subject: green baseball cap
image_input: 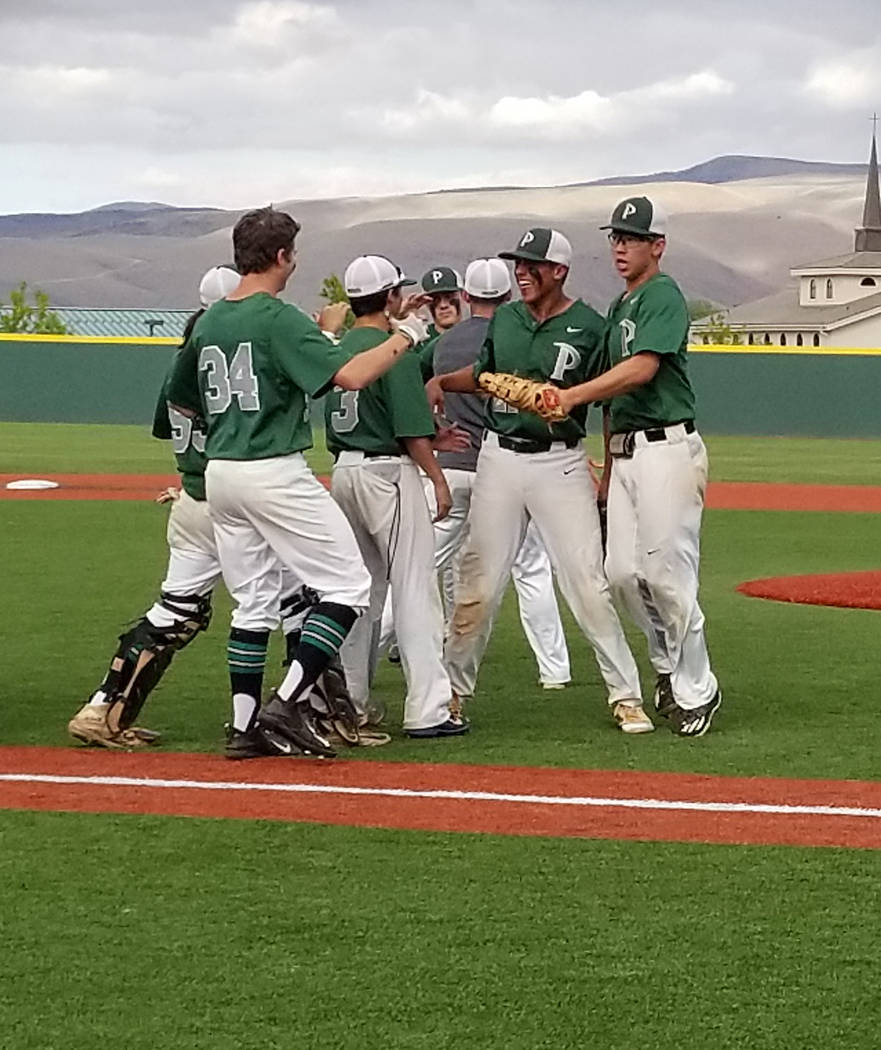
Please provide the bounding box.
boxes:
[498,227,572,265]
[601,196,668,238]
[421,266,462,294]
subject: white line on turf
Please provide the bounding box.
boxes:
[1,772,880,820]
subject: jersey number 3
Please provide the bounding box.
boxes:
[330,389,360,433]
[199,343,261,414]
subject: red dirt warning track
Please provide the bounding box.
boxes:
[5,474,881,511]
[2,746,881,850]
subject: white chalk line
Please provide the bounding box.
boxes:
[1,772,880,821]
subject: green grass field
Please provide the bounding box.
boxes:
[2,423,880,1049]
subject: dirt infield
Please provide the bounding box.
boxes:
[5,473,881,511]
[2,746,881,849]
[738,571,881,610]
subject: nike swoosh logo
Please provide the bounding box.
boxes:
[565,326,583,333]
[646,547,660,555]
[563,466,578,475]
[271,738,293,754]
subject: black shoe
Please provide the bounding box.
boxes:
[257,693,337,758]
[653,674,677,719]
[388,645,401,666]
[406,718,471,739]
[224,724,277,760]
[670,690,722,738]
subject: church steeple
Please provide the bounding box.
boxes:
[855,117,881,252]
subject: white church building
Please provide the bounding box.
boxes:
[699,132,881,348]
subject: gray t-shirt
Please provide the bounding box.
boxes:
[433,316,489,471]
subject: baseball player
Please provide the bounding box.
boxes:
[430,257,570,689]
[325,255,469,738]
[166,208,430,758]
[427,227,651,734]
[416,265,464,378]
[554,197,720,737]
[67,265,242,751]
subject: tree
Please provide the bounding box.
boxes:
[696,312,742,345]
[0,282,68,334]
[319,273,354,332]
[686,298,720,322]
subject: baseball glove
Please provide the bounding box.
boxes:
[477,372,568,423]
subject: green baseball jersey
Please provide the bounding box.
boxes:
[605,273,695,433]
[166,292,351,461]
[325,326,435,456]
[152,369,208,502]
[417,324,440,381]
[473,299,605,443]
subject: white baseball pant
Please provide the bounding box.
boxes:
[605,424,718,710]
[431,468,570,686]
[331,452,454,731]
[445,432,642,703]
[206,454,371,632]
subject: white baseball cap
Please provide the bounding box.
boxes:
[344,255,415,298]
[464,258,512,299]
[199,265,240,307]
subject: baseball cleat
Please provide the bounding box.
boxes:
[387,645,401,665]
[257,693,337,758]
[224,723,279,760]
[406,718,471,739]
[541,681,568,691]
[67,703,152,750]
[669,690,722,738]
[653,674,677,718]
[612,701,655,734]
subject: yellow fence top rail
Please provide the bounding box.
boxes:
[0,333,178,346]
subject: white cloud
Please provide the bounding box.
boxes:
[380,69,735,143]
[804,44,881,107]
[230,1,340,45]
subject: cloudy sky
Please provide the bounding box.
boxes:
[1,0,879,214]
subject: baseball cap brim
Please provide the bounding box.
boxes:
[599,221,663,237]
[498,248,556,262]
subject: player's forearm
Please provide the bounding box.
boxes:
[333,333,413,390]
[402,436,443,483]
[563,354,660,408]
[437,366,480,393]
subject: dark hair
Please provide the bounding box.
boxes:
[233,207,301,275]
[469,293,508,307]
[180,308,204,345]
[350,289,392,317]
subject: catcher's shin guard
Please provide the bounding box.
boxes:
[103,592,212,731]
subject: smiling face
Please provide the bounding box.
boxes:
[608,232,665,288]
[513,259,567,306]
[428,292,462,330]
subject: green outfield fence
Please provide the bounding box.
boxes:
[2,335,879,436]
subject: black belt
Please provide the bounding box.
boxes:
[495,435,581,454]
[643,420,695,442]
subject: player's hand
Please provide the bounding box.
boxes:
[317,302,349,336]
[433,422,470,453]
[432,477,453,522]
[557,386,578,416]
[156,486,180,504]
[391,313,429,347]
[398,291,431,317]
[425,376,445,415]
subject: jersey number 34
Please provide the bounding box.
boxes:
[199,343,261,414]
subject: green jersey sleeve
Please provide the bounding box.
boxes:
[271,305,353,397]
[165,339,202,415]
[630,281,689,357]
[384,354,436,439]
